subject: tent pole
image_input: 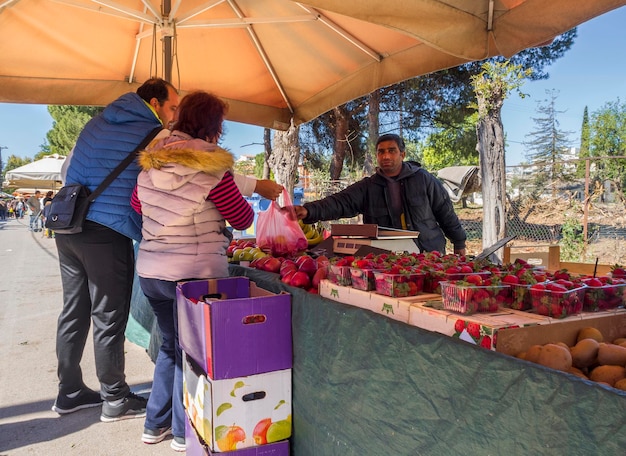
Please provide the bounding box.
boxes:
[163,0,172,83]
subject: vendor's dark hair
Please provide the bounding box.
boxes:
[377,133,406,152]
[176,91,228,142]
[137,78,177,105]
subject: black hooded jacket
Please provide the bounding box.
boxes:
[302,161,466,253]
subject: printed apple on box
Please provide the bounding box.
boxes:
[177,277,292,379]
[185,409,290,456]
[183,353,292,453]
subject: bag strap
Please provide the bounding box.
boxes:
[88,126,163,202]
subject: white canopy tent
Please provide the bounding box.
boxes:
[3,154,66,193]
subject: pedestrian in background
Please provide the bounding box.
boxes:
[27,191,42,231]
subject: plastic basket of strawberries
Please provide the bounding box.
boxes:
[349,255,389,291]
[373,267,425,298]
[581,276,626,311]
[440,274,512,315]
[501,268,549,311]
[327,256,354,286]
[529,279,585,318]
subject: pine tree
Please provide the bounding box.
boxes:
[524,89,573,196]
[576,106,591,178]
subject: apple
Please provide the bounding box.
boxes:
[281,269,297,286]
[316,255,330,268]
[289,271,311,289]
[266,418,291,443]
[260,256,282,273]
[311,267,327,288]
[297,256,318,278]
[215,425,246,451]
[253,418,272,445]
[280,259,298,277]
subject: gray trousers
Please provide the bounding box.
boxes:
[55,221,135,401]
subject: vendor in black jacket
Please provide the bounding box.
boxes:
[289,133,467,256]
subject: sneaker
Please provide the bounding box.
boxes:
[142,426,172,444]
[100,392,147,422]
[52,388,102,414]
[170,436,186,452]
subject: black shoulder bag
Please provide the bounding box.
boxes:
[46,127,162,234]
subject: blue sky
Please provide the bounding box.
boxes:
[0,6,624,167]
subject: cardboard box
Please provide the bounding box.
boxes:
[177,277,292,379]
[408,302,549,350]
[319,280,437,323]
[183,353,292,453]
[186,413,290,456]
[496,309,626,356]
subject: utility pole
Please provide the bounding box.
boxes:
[0,145,7,185]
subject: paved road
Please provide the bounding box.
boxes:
[0,217,175,455]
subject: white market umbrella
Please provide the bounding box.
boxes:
[3,154,66,191]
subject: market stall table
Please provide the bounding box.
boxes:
[129,264,626,455]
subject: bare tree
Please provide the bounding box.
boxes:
[269,121,300,202]
[472,61,530,258]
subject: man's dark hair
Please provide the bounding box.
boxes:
[376,133,406,152]
[136,78,177,105]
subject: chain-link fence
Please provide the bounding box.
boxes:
[459,165,626,265]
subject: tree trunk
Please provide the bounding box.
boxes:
[329,105,349,180]
[269,121,300,204]
[365,90,380,176]
[262,128,272,180]
[476,99,507,259]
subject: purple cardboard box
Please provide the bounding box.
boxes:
[177,277,292,379]
[185,414,290,456]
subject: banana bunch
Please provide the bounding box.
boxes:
[298,220,326,247]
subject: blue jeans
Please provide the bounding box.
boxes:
[29,213,40,230]
[139,277,184,439]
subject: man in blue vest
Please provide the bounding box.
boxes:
[52,78,180,422]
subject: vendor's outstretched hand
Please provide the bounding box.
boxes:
[282,205,308,221]
[454,248,466,256]
[254,179,283,200]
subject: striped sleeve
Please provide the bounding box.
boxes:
[209,171,254,230]
[130,184,142,214]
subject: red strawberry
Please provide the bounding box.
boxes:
[465,274,484,286]
[583,277,603,287]
[502,274,519,285]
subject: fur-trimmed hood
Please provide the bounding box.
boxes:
[138,132,235,191]
[139,144,234,176]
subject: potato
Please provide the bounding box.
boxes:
[589,365,626,387]
[577,327,603,343]
[570,338,599,369]
[614,378,626,391]
[612,337,626,345]
[537,344,572,372]
[567,366,589,380]
[555,342,570,351]
[525,345,543,364]
[597,343,626,366]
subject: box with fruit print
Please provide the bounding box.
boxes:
[183,353,292,453]
[407,302,549,350]
[185,412,290,456]
[177,277,292,380]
